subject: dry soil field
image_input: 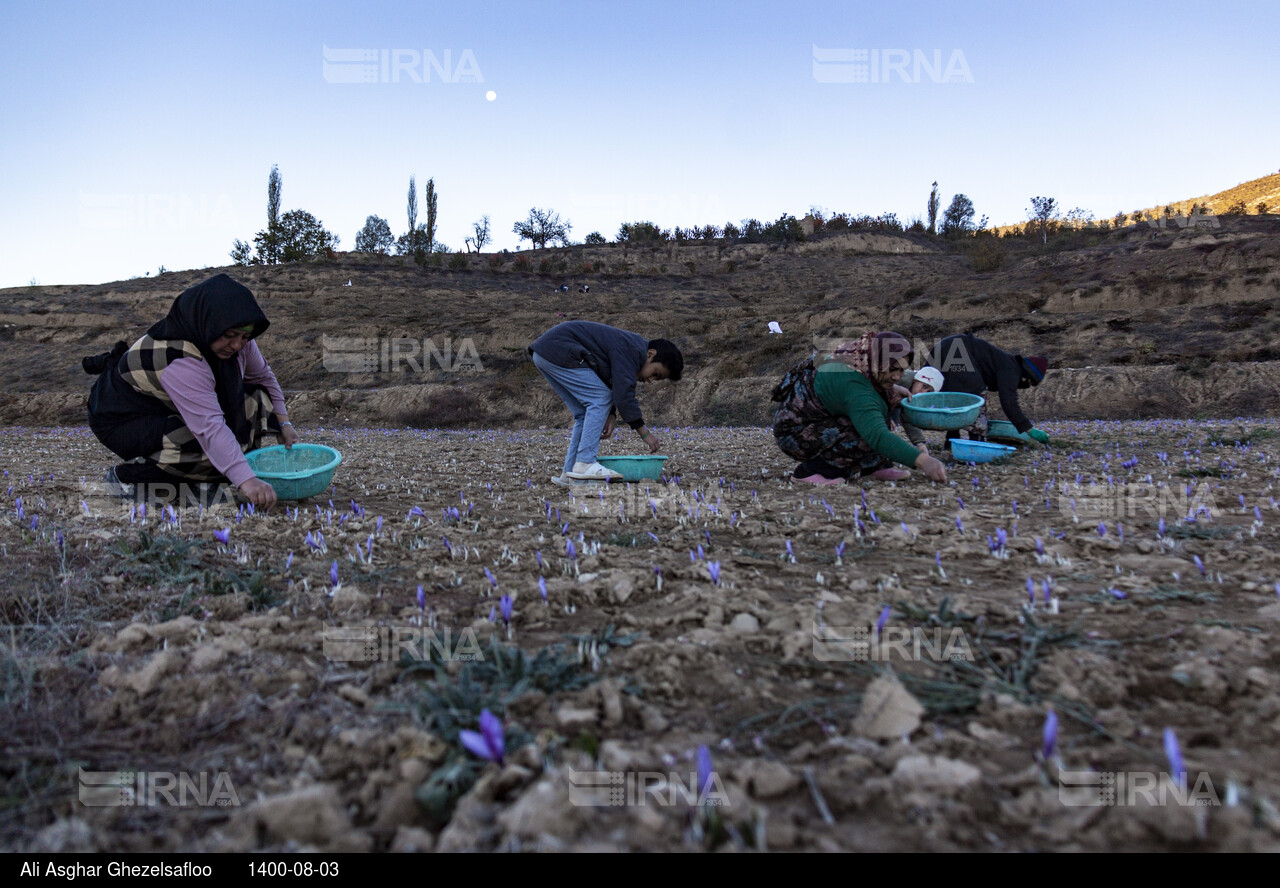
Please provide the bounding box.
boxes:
[4,418,1280,852]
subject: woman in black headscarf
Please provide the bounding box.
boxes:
[84,274,297,508]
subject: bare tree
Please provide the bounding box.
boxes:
[513,207,572,249]
[1028,196,1059,244]
[465,215,491,252]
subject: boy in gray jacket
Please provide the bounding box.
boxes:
[529,321,684,484]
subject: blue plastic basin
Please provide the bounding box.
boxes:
[949,439,1016,463]
[246,444,343,500]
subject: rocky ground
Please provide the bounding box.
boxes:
[4,419,1280,852]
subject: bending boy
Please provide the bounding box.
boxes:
[529,320,684,484]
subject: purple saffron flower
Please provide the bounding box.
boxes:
[785,540,794,558]
[500,594,513,625]
[956,497,965,510]
[1164,727,1185,783]
[875,606,891,636]
[484,567,497,588]
[330,561,340,587]
[1042,710,1059,759]
[1158,517,1166,537]
[408,505,424,519]
[836,541,847,560]
[996,528,1008,548]
[214,528,230,545]
[539,576,547,602]
[488,605,496,622]
[535,549,543,569]
[697,544,705,561]
[56,529,65,550]
[1193,554,1205,577]
[1097,523,1107,537]
[1027,576,1035,602]
[376,515,383,534]
[689,549,697,564]
[416,585,426,610]
[285,552,294,571]
[1035,536,1044,556]
[707,562,721,585]
[30,515,38,531]
[459,709,505,764]
[1108,588,1126,599]
[566,539,577,560]
[442,535,452,554]
[956,516,964,532]
[1043,576,1053,603]
[696,744,714,798]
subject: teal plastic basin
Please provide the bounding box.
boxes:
[988,419,1032,444]
[900,391,985,430]
[595,455,668,481]
[949,439,1016,463]
[246,444,343,500]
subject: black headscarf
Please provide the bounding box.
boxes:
[149,274,270,444]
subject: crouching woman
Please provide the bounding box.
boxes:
[772,332,948,485]
[83,274,297,508]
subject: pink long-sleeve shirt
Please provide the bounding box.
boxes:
[158,341,287,486]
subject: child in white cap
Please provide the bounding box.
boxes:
[894,366,945,454]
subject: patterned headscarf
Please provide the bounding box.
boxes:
[821,332,914,404]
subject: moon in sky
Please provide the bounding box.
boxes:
[485,90,497,102]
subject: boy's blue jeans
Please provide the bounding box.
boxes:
[532,352,613,473]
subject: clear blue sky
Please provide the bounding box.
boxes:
[2,0,1276,288]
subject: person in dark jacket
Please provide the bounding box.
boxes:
[529,320,684,484]
[925,333,1050,444]
[83,274,295,508]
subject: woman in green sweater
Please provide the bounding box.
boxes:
[772,332,949,485]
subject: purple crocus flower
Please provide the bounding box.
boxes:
[1193,555,1205,577]
[836,541,847,560]
[1027,576,1035,603]
[956,516,964,532]
[214,528,230,545]
[285,552,294,571]
[696,744,714,798]
[1164,727,1185,783]
[697,544,705,561]
[30,516,38,531]
[875,606,891,636]
[442,535,452,554]
[484,567,497,588]
[1108,588,1126,599]
[408,505,424,519]
[1097,523,1107,537]
[538,576,547,602]
[499,594,513,625]
[956,497,965,510]
[996,528,1008,548]
[707,562,721,586]
[566,539,577,560]
[416,585,426,610]
[1158,517,1166,537]
[1035,537,1044,556]
[459,709,505,765]
[330,561,339,587]
[1044,576,1053,603]
[1042,710,1058,760]
[488,605,496,622]
[785,540,794,558]
[535,549,543,569]
[376,515,383,534]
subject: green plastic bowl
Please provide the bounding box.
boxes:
[988,419,1032,444]
[595,455,669,481]
[246,444,343,500]
[900,391,986,430]
[949,439,1016,463]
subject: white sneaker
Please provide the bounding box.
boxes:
[566,461,623,481]
[550,473,572,487]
